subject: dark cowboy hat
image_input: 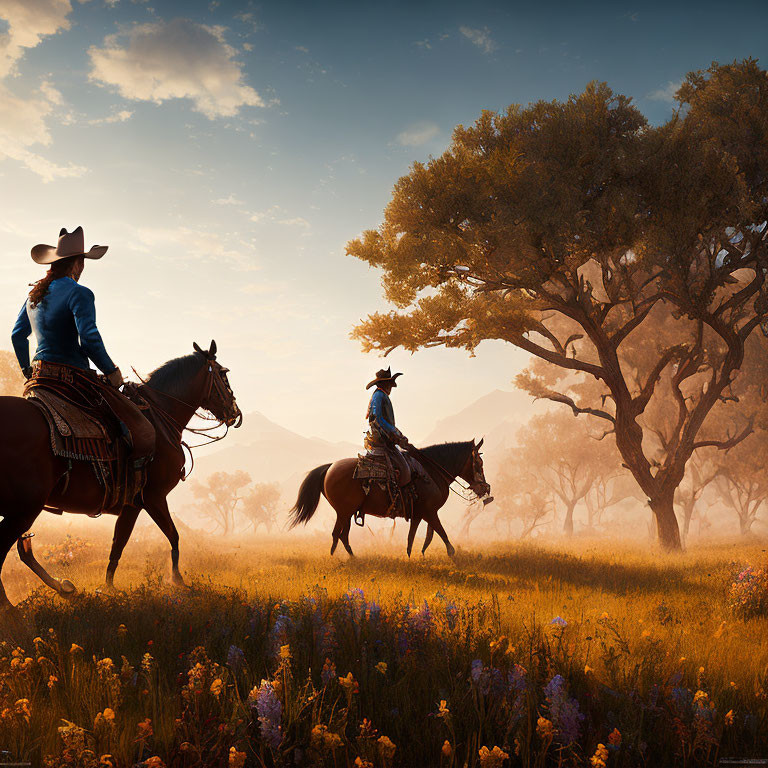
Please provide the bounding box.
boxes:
[31,226,108,265]
[366,366,403,390]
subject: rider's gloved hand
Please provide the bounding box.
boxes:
[107,367,123,388]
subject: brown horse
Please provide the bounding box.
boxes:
[0,340,241,611]
[289,439,490,557]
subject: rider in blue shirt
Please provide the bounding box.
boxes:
[12,226,154,477]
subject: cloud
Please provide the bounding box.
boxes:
[88,18,265,118]
[459,25,496,54]
[396,121,439,147]
[648,79,682,103]
[88,107,133,125]
[0,0,72,76]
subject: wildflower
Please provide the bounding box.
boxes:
[725,709,735,726]
[359,718,377,739]
[321,658,336,686]
[94,709,116,729]
[227,645,245,672]
[550,616,567,628]
[377,735,397,762]
[99,756,115,768]
[544,674,585,745]
[437,699,450,719]
[608,728,621,747]
[339,672,358,695]
[117,624,127,638]
[584,664,593,675]
[48,675,59,690]
[70,643,84,655]
[253,680,282,749]
[355,759,373,768]
[441,740,453,759]
[279,644,291,661]
[375,661,388,675]
[590,744,609,768]
[141,653,154,674]
[210,678,224,698]
[228,747,246,768]
[693,690,709,706]
[58,720,87,752]
[136,718,153,741]
[14,699,30,722]
[478,745,509,768]
[536,717,554,739]
[143,758,165,768]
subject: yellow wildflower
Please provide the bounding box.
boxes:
[99,756,115,768]
[478,745,509,768]
[117,624,127,638]
[14,699,30,722]
[48,675,59,690]
[725,709,735,726]
[536,717,554,739]
[279,644,291,660]
[228,747,246,768]
[210,678,224,698]
[437,699,450,718]
[584,664,593,675]
[375,661,388,675]
[693,690,709,706]
[441,740,453,759]
[378,735,397,762]
[591,744,609,768]
[70,643,84,655]
[136,718,153,740]
[355,758,373,768]
[144,758,165,768]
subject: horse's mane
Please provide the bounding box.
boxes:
[144,352,206,397]
[420,441,474,476]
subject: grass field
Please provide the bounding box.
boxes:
[1,529,767,767]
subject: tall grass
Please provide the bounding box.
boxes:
[1,534,767,767]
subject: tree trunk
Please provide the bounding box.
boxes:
[649,494,682,551]
[563,502,576,537]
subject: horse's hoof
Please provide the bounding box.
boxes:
[58,579,77,597]
[172,575,190,589]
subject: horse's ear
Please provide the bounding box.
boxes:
[209,340,217,358]
[477,437,484,449]
[193,342,204,355]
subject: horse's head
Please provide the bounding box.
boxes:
[458,438,491,499]
[193,340,242,428]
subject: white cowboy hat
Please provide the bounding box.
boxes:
[31,226,108,265]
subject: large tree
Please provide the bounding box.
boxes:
[349,60,768,550]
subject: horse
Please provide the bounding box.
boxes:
[289,439,490,557]
[0,340,241,611]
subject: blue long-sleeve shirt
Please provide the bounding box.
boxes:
[12,277,117,374]
[367,388,401,439]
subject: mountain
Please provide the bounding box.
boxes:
[420,388,547,472]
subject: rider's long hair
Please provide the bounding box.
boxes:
[28,257,77,308]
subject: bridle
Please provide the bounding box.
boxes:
[413,442,490,503]
[131,356,241,477]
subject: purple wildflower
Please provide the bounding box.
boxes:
[550,616,567,628]
[227,645,245,673]
[544,674,584,745]
[254,680,282,749]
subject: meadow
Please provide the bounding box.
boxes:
[1,528,767,768]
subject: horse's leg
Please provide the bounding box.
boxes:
[339,518,354,557]
[423,510,456,557]
[421,525,435,555]
[0,510,41,611]
[330,513,344,556]
[105,507,141,589]
[406,514,421,558]
[143,497,186,587]
[16,534,76,597]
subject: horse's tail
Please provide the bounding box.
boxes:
[289,463,331,527]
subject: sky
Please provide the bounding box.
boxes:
[0,0,766,445]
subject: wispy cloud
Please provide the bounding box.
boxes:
[88,108,133,125]
[397,121,439,147]
[459,25,497,54]
[88,18,265,119]
[648,79,682,103]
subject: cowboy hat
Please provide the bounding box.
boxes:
[366,366,403,390]
[31,227,108,265]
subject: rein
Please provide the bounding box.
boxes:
[410,445,478,502]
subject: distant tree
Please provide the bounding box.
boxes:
[191,470,251,535]
[493,457,554,539]
[674,452,718,543]
[349,60,768,551]
[0,350,24,396]
[240,482,282,533]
